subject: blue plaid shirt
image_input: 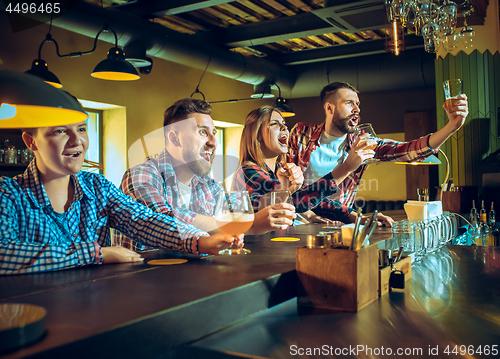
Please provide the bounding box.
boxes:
[0,161,207,275]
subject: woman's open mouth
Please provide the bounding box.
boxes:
[278,135,288,147]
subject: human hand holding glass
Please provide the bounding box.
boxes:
[270,190,296,228]
[354,123,377,149]
[214,191,254,255]
[350,123,378,165]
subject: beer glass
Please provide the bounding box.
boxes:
[353,123,378,164]
[215,191,254,255]
[443,79,462,110]
[270,190,295,223]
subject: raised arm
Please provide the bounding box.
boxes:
[428,94,468,149]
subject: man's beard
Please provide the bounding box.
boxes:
[333,113,359,134]
[182,146,214,177]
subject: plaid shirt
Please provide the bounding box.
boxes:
[0,161,207,275]
[233,162,353,222]
[117,149,222,250]
[287,122,438,207]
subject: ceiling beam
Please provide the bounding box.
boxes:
[194,5,387,48]
[279,35,424,65]
[116,0,239,18]
[211,12,334,47]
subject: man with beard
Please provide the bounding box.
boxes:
[116,98,296,250]
[287,82,469,226]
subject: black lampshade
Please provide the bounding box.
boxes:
[25,59,62,88]
[251,82,274,99]
[275,97,295,117]
[0,70,88,128]
[91,47,140,81]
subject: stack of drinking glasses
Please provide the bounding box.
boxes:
[391,212,458,261]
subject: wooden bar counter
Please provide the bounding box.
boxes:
[1,212,499,359]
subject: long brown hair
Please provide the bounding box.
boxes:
[239,105,283,170]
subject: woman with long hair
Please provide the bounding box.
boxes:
[233,105,374,223]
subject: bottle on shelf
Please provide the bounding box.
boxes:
[484,224,495,246]
[3,139,17,165]
[470,200,478,226]
[468,200,479,245]
[489,202,496,228]
[479,200,487,223]
[475,223,486,246]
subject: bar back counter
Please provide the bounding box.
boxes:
[1,215,499,359]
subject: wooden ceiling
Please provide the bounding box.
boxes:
[83,0,489,65]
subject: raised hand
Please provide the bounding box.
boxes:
[343,134,376,172]
[277,163,304,194]
[443,94,468,131]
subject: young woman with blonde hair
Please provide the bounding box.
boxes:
[233,105,374,223]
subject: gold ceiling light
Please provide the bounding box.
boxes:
[0,70,88,128]
[25,24,140,85]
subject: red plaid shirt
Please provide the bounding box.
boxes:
[287,122,438,207]
[233,161,353,223]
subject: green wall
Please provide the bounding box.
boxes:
[436,50,500,187]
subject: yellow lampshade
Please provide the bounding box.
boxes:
[91,47,140,81]
[394,155,441,165]
[275,97,295,117]
[0,70,88,128]
[25,59,63,88]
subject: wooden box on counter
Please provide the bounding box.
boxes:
[296,244,378,312]
[378,255,412,297]
[442,187,478,213]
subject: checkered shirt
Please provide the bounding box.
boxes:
[0,161,207,275]
[232,161,354,223]
[116,149,222,250]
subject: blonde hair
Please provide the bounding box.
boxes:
[239,105,283,170]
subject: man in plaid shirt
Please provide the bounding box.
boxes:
[116,98,295,250]
[287,82,469,225]
[0,119,238,275]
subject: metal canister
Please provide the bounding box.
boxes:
[307,235,316,249]
[319,230,341,245]
[307,234,329,249]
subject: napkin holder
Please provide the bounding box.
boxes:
[296,244,378,312]
[404,200,442,222]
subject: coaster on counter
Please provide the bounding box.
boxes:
[0,303,46,353]
[271,237,300,242]
[147,259,188,266]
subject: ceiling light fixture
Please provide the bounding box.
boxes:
[274,83,295,117]
[91,24,140,81]
[386,19,405,56]
[24,33,63,88]
[25,24,140,84]
[124,41,153,75]
[0,70,88,128]
[251,82,275,99]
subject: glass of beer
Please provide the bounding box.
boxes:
[354,123,378,164]
[270,190,295,223]
[214,191,254,255]
[443,79,462,110]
